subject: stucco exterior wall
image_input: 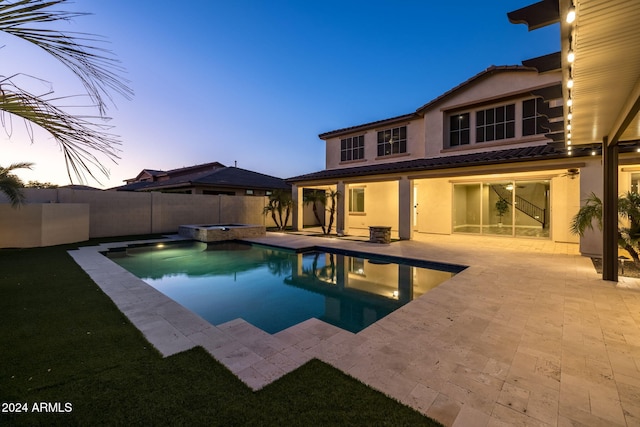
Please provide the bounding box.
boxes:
[422,70,561,159]
[415,178,452,234]
[578,160,604,256]
[551,175,581,243]
[325,119,424,170]
[345,181,399,236]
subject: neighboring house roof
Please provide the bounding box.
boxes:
[318,66,541,140]
[58,184,102,191]
[287,144,597,183]
[114,166,290,192]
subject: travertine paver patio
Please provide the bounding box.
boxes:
[69,233,640,427]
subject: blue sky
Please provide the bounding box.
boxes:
[1,0,559,188]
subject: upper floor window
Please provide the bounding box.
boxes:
[449,113,470,146]
[341,135,365,161]
[377,126,407,156]
[476,104,515,142]
[522,98,546,136]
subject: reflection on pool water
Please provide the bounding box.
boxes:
[105,241,464,334]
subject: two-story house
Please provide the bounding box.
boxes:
[288,62,640,256]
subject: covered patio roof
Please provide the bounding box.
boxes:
[510,0,640,281]
[509,0,640,147]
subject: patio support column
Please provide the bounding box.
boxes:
[336,181,346,236]
[398,177,413,240]
[602,137,618,282]
[291,184,303,231]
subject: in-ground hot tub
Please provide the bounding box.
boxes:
[178,224,266,242]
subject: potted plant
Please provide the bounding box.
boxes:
[495,198,509,226]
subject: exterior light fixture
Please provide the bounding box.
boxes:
[567,124,572,131]
[567,132,572,139]
[567,78,574,89]
[567,50,575,63]
[591,150,596,156]
[566,6,576,23]
[567,98,573,107]
[636,147,640,153]
[568,112,573,120]
[567,140,572,145]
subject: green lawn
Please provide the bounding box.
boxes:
[0,237,442,426]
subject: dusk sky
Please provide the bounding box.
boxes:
[1,0,559,189]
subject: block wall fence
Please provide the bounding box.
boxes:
[0,189,280,248]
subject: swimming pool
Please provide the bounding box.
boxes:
[105,241,463,334]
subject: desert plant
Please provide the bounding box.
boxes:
[325,189,340,235]
[263,189,292,231]
[0,162,33,207]
[303,189,341,235]
[570,191,640,266]
[303,189,327,234]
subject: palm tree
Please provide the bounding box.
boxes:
[325,189,340,235]
[303,189,327,234]
[263,189,292,231]
[570,191,640,266]
[0,0,132,184]
[0,162,33,206]
[302,188,341,235]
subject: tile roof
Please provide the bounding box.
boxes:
[318,66,538,140]
[113,166,290,192]
[287,144,594,183]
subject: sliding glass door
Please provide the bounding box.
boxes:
[453,180,550,238]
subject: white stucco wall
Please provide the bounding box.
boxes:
[345,181,399,236]
[422,70,562,159]
[325,119,424,170]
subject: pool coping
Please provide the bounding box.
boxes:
[69,235,461,390]
[69,233,640,426]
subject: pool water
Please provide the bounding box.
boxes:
[106,241,462,334]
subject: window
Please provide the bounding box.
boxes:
[523,98,546,136]
[341,135,365,161]
[349,188,365,213]
[377,126,407,156]
[476,104,515,142]
[245,189,254,195]
[449,113,470,146]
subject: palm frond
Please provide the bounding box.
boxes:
[0,84,120,183]
[0,0,133,115]
[570,192,603,236]
[0,161,33,206]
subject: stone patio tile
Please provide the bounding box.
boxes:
[136,319,195,356]
[265,351,308,374]
[248,358,287,384]
[186,329,235,354]
[426,393,462,427]
[69,234,640,426]
[403,383,439,416]
[210,340,262,371]
[235,366,269,391]
[489,403,552,427]
[526,386,560,426]
[496,381,529,414]
[558,404,625,427]
[559,372,592,414]
[452,404,491,427]
[588,384,626,426]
